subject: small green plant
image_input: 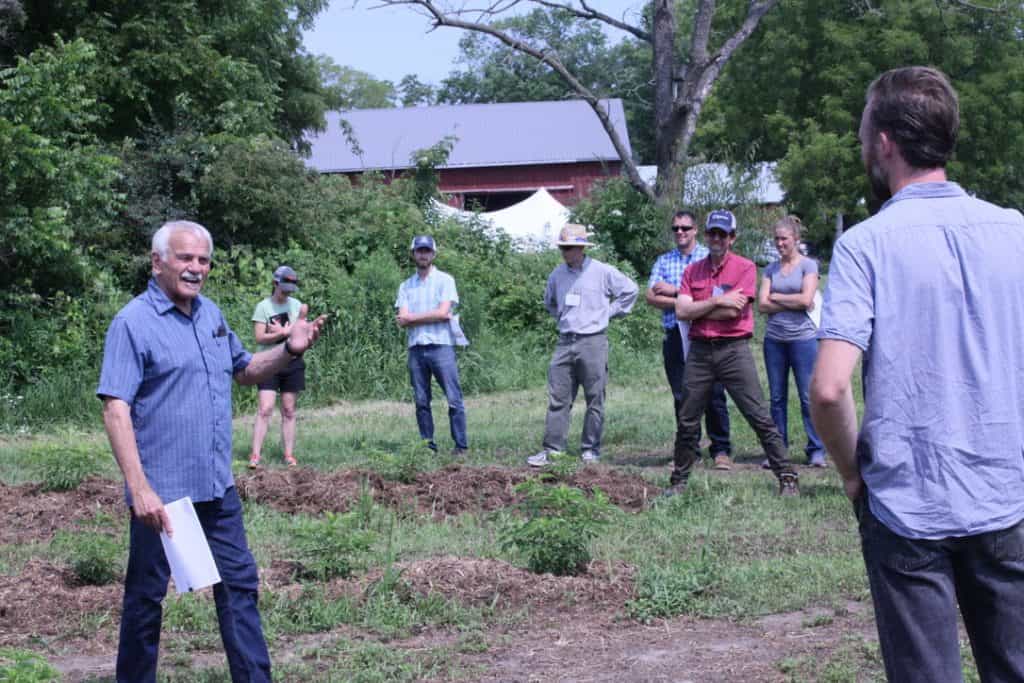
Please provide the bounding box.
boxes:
[626,551,718,623]
[364,440,429,484]
[0,647,59,682]
[500,478,613,576]
[51,530,122,586]
[33,443,101,491]
[289,511,376,580]
[541,451,581,481]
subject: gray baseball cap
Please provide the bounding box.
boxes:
[273,265,299,292]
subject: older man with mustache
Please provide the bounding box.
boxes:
[97,220,326,682]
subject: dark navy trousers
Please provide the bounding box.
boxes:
[117,487,271,682]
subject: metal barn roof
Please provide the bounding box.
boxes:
[305,99,631,173]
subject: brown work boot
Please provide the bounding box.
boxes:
[713,453,733,470]
[778,473,800,497]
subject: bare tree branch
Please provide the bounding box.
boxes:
[943,0,1008,11]
[532,0,650,42]
[377,0,780,203]
[391,0,654,199]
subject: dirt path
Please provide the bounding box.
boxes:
[51,599,876,682]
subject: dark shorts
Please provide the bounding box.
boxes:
[257,356,305,393]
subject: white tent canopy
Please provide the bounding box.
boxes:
[431,188,570,249]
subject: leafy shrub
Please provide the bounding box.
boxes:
[363,439,432,485]
[0,647,59,682]
[33,443,102,491]
[500,479,613,576]
[51,530,122,586]
[289,511,376,581]
[626,551,718,623]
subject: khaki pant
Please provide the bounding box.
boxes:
[542,332,608,454]
[672,337,793,484]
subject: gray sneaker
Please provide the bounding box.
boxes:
[580,449,600,463]
[527,449,561,467]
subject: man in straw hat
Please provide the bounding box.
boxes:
[526,224,638,467]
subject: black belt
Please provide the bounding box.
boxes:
[692,335,751,345]
[559,330,606,342]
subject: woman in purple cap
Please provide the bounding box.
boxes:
[248,265,307,468]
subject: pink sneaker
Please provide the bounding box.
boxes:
[248,453,261,469]
[284,453,297,467]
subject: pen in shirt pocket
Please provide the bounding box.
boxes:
[214,324,227,338]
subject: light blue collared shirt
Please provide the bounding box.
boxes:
[395,267,459,347]
[97,279,252,506]
[821,182,1024,539]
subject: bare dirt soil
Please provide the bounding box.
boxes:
[237,464,659,516]
[0,469,877,682]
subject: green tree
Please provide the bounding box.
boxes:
[321,59,398,109]
[8,0,337,147]
[697,0,1024,237]
[397,74,436,107]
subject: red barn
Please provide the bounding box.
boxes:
[304,99,631,210]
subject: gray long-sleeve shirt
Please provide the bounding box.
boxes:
[544,256,638,334]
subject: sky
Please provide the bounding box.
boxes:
[302,0,645,86]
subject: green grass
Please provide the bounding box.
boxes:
[0,322,918,681]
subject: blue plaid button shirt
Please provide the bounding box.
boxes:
[97,279,252,506]
[647,244,710,329]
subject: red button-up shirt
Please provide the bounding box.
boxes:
[679,251,757,339]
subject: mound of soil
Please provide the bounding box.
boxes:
[238,464,659,518]
[397,556,636,613]
[0,477,125,546]
[0,558,121,652]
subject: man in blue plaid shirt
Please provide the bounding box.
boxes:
[645,210,733,468]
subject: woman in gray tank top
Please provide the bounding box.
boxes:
[757,216,826,467]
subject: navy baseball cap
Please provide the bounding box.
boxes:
[410,235,436,252]
[706,210,737,234]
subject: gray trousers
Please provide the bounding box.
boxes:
[542,332,608,454]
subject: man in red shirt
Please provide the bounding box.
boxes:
[667,210,799,496]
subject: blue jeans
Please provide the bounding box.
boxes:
[663,326,731,456]
[408,344,467,450]
[763,336,823,457]
[857,495,1024,682]
[117,487,271,683]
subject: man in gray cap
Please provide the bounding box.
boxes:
[395,235,468,454]
[527,224,638,466]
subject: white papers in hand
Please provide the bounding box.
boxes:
[450,314,470,347]
[676,320,692,361]
[160,497,222,594]
[807,291,823,328]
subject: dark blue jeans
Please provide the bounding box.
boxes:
[663,326,731,456]
[408,344,467,450]
[117,487,271,683]
[763,336,824,457]
[858,495,1024,682]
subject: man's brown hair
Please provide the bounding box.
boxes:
[866,66,959,169]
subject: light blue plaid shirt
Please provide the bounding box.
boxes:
[395,267,459,347]
[97,279,252,506]
[647,244,710,329]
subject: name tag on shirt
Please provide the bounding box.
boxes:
[565,292,581,307]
